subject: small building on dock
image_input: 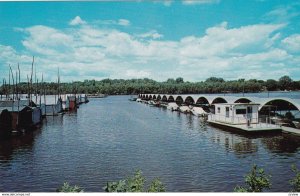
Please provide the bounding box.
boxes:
[208,102,281,132]
[40,98,63,116]
[18,106,42,129]
[211,103,260,124]
[68,95,77,110]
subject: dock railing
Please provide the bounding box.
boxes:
[208,114,280,128]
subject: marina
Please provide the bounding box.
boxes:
[1,0,300,193]
[0,95,299,192]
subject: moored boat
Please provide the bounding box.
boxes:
[191,106,208,117]
[179,105,191,113]
[167,102,179,111]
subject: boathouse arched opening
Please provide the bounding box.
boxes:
[168,96,175,102]
[152,95,156,100]
[145,95,149,100]
[185,96,195,105]
[196,97,209,105]
[157,95,161,101]
[162,95,168,102]
[259,99,300,117]
[176,96,184,105]
[211,97,227,104]
[149,95,153,100]
[234,98,252,103]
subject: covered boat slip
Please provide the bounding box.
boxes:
[0,100,42,132]
[32,94,88,115]
[31,95,63,116]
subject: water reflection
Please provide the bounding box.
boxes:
[0,128,41,164]
[261,133,300,153]
[207,129,258,155]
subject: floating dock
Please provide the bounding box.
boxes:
[207,119,281,132]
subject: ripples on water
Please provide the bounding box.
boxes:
[0,95,300,192]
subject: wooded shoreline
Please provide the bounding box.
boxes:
[1,76,298,95]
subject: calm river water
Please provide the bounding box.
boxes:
[0,94,300,192]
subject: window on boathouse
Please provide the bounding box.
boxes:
[236,109,246,115]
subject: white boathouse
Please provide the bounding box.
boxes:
[211,103,260,124]
[207,102,281,132]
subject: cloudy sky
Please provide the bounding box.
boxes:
[0,0,300,82]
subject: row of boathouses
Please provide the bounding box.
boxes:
[139,94,300,110]
[0,94,89,138]
[138,94,300,134]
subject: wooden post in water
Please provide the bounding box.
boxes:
[35,63,37,105]
[42,74,46,116]
[27,75,30,105]
[1,78,3,100]
[18,63,20,101]
[8,68,10,100]
[30,56,34,106]
[9,65,15,111]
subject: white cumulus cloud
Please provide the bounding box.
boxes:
[281,34,300,53]
[69,16,87,26]
[139,30,163,39]
[182,0,220,5]
[1,20,298,82]
[118,19,130,26]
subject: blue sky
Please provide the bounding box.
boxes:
[0,0,300,82]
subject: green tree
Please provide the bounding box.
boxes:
[56,182,83,192]
[265,79,278,91]
[234,164,271,192]
[205,77,225,83]
[175,77,184,83]
[278,75,293,90]
[103,170,166,192]
[290,164,300,192]
[166,78,176,83]
[148,178,166,192]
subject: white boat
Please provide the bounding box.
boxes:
[167,102,179,111]
[191,106,208,117]
[148,100,156,106]
[179,105,191,113]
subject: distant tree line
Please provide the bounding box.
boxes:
[1,75,299,95]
